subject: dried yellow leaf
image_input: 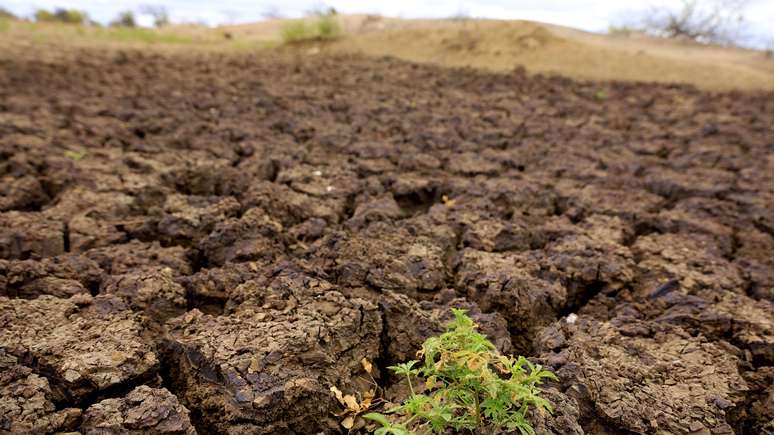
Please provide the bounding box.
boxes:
[361,389,374,409]
[343,394,360,412]
[361,357,373,374]
[466,357,483,371]
[494,363,509,374]
[341,415,354,429]
[330,386,344,405]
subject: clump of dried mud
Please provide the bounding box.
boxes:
[0,45,772,434]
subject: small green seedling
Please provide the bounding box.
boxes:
[364,412,412,435]
[365,309,556,435]
[64,150,86,160]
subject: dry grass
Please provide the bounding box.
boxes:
[2,16,772,91]
[0,20,263,51]
[314,17,774,91]
[219,15,774,91]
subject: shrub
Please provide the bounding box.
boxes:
[640,0,749,46]
[34,9,54,22]
[110,11,137,28]
[280,20,310,43]
[316,14,339,38]
[0,8,16,20]
[280,14,340,44]
[365,309,556,435]
[608,25,634,37]
[35,8,89,25]
[141,5,170,28]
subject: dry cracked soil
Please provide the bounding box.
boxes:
[0,44,773,434]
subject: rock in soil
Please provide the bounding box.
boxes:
[0,350,81,434]
[81,385,196,434]
[0,295,158,404]
[536,316,748,434]
[162,269,381,433]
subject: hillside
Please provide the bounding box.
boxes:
[224,15,774,91]
[2,14,773,91]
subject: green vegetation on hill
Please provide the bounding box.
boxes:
[280,13,340,43]
[35,8,90,25]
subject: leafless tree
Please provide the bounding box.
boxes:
[110,10,137,27]
[140,5,170,27]
[642,0,749,46]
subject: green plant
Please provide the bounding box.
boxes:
[0,8,16,20]
[64,150,86,160]
[280,14,340,44]
[365,412,412,435]
[96,27,193,44]
[280,20,310,43]
[608,25,634,36]
[365,309,556,435]
[316,14,339,38]
[35,8,89,25]
[110,11,137,27]
[0,8,13,33]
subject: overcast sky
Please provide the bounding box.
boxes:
[3,0,773,48]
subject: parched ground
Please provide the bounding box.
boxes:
[0,43,773,434]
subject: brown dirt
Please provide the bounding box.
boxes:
[221,16,774,92]
[5,17,774,92]
[0,41,773,435]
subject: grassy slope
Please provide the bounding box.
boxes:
[2,15,773,91]
[220,15,774,91]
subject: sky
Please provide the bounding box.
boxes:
[3,0,773,48]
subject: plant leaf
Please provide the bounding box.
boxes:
[330,386,344,404]
[343,394,360,412]
[361,357,374,374]
[363,412,391,426]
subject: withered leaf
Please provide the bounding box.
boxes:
[330,386,345,405]
[343,394,360,412]
[361,357,373,374]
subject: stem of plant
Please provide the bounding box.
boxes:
[406,372,415,397]
[474,394,481,426]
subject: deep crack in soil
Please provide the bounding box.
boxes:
[0,44,773,434]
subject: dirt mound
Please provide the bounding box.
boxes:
[218,15,774,90]
[5,16,774,92]
[289,17,774,92]
[0,43,773,434]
